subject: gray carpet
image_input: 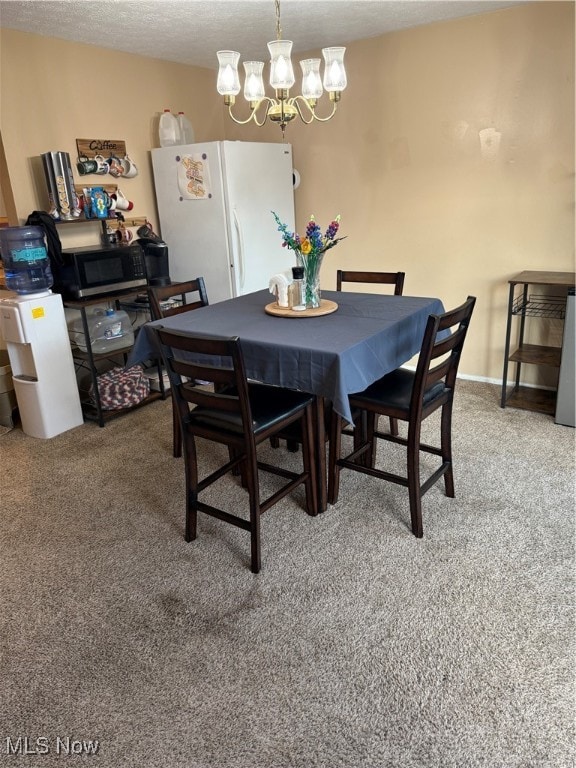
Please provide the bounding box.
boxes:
[1,380,574,767]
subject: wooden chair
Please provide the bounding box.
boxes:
[148,277,209,320]
[336,270,405,295]
[328,296,476,538]
[154,327,318,573]
[147,278,209,458]
[336,269,406,439]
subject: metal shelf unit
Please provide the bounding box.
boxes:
[64,289,165,426]
[501,271,575,414]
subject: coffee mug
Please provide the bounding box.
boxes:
[108,155,128,178]
[111,189,134,211]
[93,154,110,175]
[116,223,133,244]
[77,156,97,175]
[123,155,139,178]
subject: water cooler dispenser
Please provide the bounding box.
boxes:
[0,291,84,438]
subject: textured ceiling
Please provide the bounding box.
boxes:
[0,0,526,69]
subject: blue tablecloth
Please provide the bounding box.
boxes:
[129,289,445,423]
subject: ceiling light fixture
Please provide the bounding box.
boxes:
[216,0,347,137]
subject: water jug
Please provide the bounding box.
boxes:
[159,109,179,147]
[71,307,134,354]
[176,112,195,144]
[0,225,54,295]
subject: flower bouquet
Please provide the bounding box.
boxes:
[273,211,346,308]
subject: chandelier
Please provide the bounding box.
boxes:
[216,0,347,137]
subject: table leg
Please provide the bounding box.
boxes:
[314,396,328,512]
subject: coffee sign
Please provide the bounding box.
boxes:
[76,138,127,159]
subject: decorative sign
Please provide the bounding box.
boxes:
[76,139,127,159]
[177,153,211,200]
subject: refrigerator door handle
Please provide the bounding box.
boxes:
[233,208,245,292]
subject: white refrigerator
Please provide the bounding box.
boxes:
[151,141,296,304]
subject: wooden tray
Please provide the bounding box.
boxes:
[265,299,338,318]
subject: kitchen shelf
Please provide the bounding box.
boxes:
[511,294,567,319]
[508,343,562,367]
[78,390,164,425]
[504,386,558,415]
[501,271,575,414]
[64,290,166,426]
[56,214,148,237]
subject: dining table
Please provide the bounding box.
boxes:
[129,288,445,511]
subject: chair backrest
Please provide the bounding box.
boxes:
[148,278,209,321]
[336,270,405,295]
[412,295,476,414]
[154,327,254,446]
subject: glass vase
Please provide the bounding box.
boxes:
[297,252,324,309]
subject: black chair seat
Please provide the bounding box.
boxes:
[189,383,315,436]
[352,369,447,413]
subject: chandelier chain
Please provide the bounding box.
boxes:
[275,0,282,40]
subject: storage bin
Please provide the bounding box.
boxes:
[71,308,134,354]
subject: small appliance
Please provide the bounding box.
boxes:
[51,243,147,299]
[139,239,171,286]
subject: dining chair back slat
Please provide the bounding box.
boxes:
[148,278,209,320]
[336,270,405,295]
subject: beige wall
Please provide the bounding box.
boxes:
[1,1,574,385]
[0,29,224,247]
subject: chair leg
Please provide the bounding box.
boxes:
[365,412,378,468]
[172,396,182,458]
[228,447,248,485]
[301,406,318,516]
[184,439,198,542]
[269,437,300,453]
[353,411,368,466]
[245,453,261,573]
[327,413,343,504]
[441,402,455,498]
[406,423,423,538]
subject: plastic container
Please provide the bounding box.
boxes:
[159,109,179,147]
[289,266,306,308]
[71,307,134,354]
[0,225,54,295]
[176,111,195,144]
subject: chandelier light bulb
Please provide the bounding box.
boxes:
[243,61,265,101]
[268,39,295,89]
[300,59,323,101]
[217,50,241,95]
[322,47,347,92]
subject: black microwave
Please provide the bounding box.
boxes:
[52,243,148,299]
